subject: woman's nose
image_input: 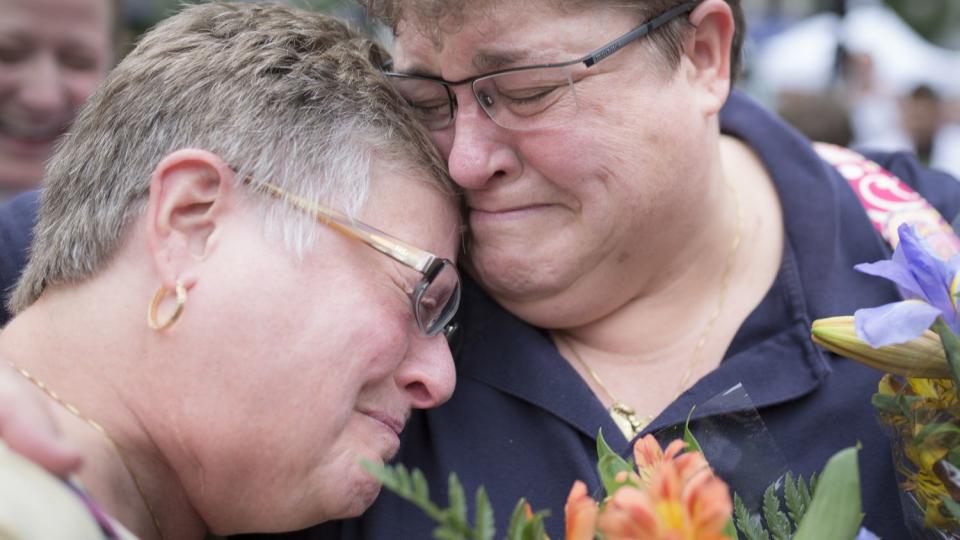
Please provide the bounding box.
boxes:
[17,53,69,117]
[444,87,522,192]
[395,333,456,409]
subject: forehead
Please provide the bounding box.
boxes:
[0,0,111,39]
[360,162,461,262]
[394,1,637,77]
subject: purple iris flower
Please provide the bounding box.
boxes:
[853,223,960,347]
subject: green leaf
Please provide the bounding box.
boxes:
[935,319,960,392]
[798,475,813,512]
[504,498,550,540]
[914,421,960,446]
[783,473,807,523]
[869,392,900,414]
[793,447,863,540]
[596,430,632,496]
[683,406,704,454]
[506,498,529,540]
[943,496,960,520]
[723,518,741,540]
[523,514,548,540]
[362,461,447,523]
[413,469,430,501]
[734,493,770,540]
[448,473,468,525]
[361,459,392,487]
[948,447,960,468]
[762,484,792,540]
[596,428,619,462]
[473,486,495,540]
[871,392,923,419]
[432,526,467,540]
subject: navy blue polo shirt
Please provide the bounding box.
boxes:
[265,91,960,539]
[0,190,39,326]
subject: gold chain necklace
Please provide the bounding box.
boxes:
[8,362,165,540]
[556,178,743,440]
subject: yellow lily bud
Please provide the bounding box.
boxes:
[811,316,951,379]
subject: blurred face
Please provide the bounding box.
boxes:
[169,166,460,533]
[392,2,718,324]
[902,95,943,155]
[0,0,112,194]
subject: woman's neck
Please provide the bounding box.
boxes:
[0,291,208,540]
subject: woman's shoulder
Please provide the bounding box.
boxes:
[0,441,137,539]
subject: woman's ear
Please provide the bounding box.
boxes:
[145,149,235,290]
[684,0,735,116]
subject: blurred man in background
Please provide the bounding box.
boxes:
[0,0,115,199]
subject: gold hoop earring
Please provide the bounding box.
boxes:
[147,280,187,331]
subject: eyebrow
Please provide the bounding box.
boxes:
[473,50,528,71]
[473,49,565,72]
[391,47,570,81]
[394,64,441,78]
[389,54,524,79]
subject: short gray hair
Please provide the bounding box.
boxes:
[11,2,453,313]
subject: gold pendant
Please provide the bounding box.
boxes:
[609,401,650,440]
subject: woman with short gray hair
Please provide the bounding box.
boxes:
[0,2,461,539]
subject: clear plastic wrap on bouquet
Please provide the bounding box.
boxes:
[654,383,788,510]
[874,374,960,539]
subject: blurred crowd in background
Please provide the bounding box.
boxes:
[4,0,960,200]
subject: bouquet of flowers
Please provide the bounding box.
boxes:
[365,424,864,539]
[812,223,960,538]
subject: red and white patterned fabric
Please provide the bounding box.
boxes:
[814,142,960,260]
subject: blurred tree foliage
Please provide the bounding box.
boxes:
[882,0,959,47]
[126,0,372,37]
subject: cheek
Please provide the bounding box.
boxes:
[0,68,23,103]
[175,304,410,531]
[63,71,103,107]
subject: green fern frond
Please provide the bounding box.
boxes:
[761,484,792,540]
[783,474,804,525]
[364,462,504,540]
[734,493,770,540]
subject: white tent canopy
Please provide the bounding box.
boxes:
[753,5,960,98]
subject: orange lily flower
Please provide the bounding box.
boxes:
[598,435,734,540]
[634,435,689,487]
[564,480,599,540]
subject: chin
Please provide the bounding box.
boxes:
[472,248,573,301]
[252,465,383,533]
[331,469,384,519]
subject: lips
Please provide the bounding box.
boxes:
[467,203,558,228]
[0,118,69,158]
[470,204,545,214]
[0,115,70,141]
[362,410,406,436]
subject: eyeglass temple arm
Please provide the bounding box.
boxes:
[582,0,701,67]
[242,177,438,273]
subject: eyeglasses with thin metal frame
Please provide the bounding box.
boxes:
[384,0,701,131]
[241,176,461,339]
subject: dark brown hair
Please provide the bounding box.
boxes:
[361,0,744,80]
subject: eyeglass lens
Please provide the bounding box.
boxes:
[415,259,461,336]
[473,67,578,130]
[390,77,455,130]
[390,64,579,131]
